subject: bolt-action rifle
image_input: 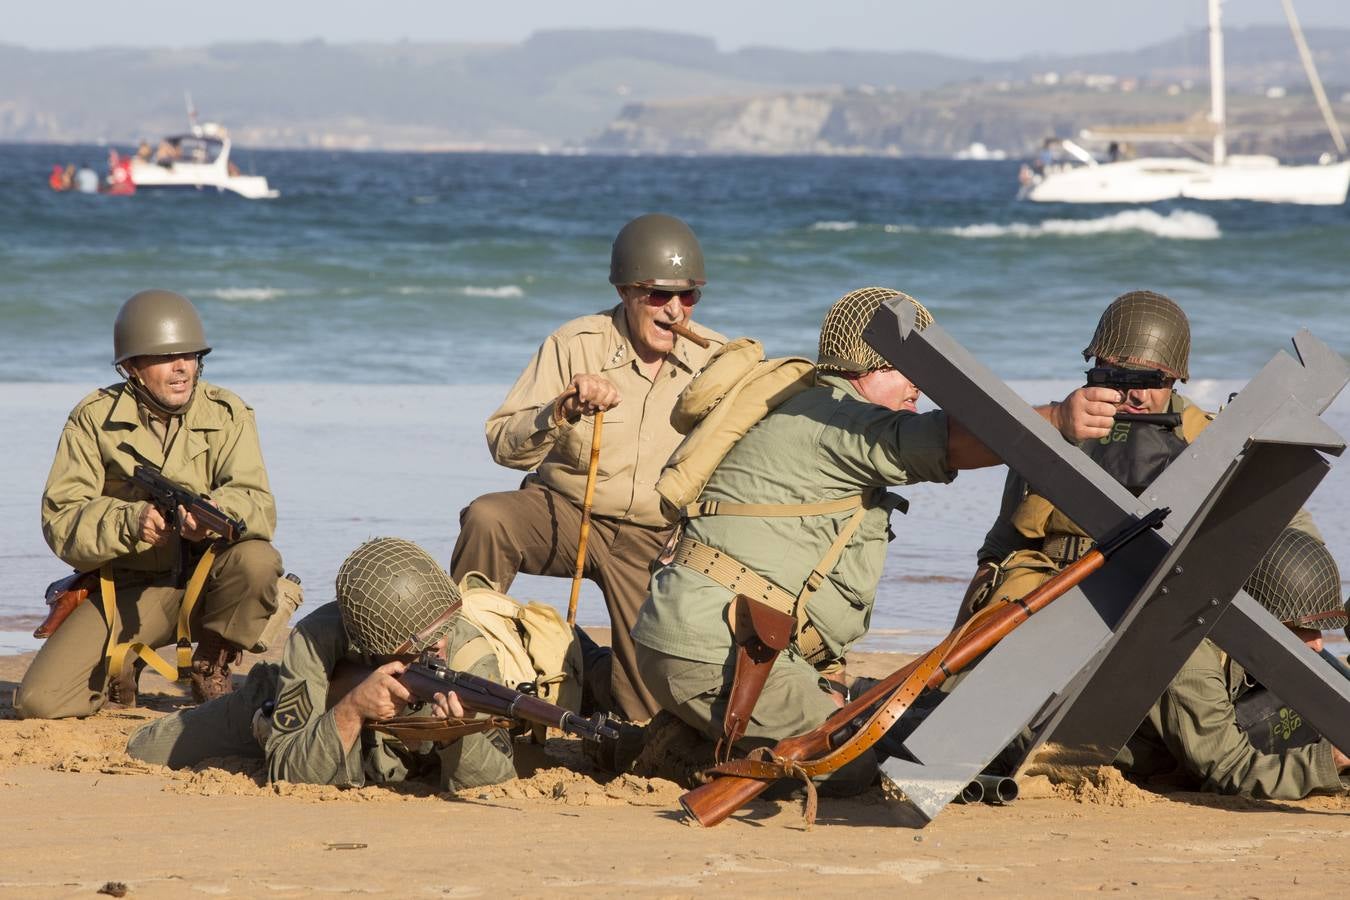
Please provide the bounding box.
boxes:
[330,653,622,745]
[679,507,1170,828]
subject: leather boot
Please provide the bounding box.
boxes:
[106,658,145,709]
[190,630,242,703]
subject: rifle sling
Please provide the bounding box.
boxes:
[371,714,513,745]
[701,598,1000,825]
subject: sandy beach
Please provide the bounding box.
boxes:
[3,375,1349,897]
[3,641,1350,898]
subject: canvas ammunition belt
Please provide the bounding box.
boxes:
[671,537,831,666]
[1042,534,1095,567]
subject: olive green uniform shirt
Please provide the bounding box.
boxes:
[634,374,953,664]
[485,304,725,527]
[41,380,276,575]
[1115,638,1343,799]
[264,602,517,791]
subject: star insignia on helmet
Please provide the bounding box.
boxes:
[669,253,684,267]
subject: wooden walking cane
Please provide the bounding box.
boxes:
[567,409,605,626]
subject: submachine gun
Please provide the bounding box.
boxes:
[1085,366,1181,428]
[131,464,247,542]
[35,466,248,638]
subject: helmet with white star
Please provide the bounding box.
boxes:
[608,213,706,289]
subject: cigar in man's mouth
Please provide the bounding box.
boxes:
[667,320,710,348]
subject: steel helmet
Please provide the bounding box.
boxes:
[112,289,211,365]
[608,214,706,289]
[335,537,463,657]
[1244,528,1346,631]
[1082,290,1190,381]
[817,286,933,376]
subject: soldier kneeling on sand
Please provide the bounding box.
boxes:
[127,538,537,792]
[18,290,287,718]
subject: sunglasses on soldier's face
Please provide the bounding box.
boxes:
[640,288,701,308]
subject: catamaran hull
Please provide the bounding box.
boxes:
[1026,157,1350,205]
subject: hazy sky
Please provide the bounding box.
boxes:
[9,0,1350,58]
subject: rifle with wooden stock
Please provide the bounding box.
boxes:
[679,506,1170,828]
[330,653,622,745]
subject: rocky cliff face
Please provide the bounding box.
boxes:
[589,86,1350,160]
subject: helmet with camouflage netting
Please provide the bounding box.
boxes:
[1082,290,1190,381]
[1244,528,1346,631]
[335,537,462,657]
[817,286,933,376]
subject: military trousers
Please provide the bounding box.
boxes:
[15,539,283,720]
[451,479,668,722]
[634,642,878,795]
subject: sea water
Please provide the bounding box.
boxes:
[2,144,1347,652]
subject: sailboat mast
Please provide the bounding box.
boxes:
[1208,0,1227,165]
[1281,0,1348,156]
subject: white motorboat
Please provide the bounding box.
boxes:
[129,118,278,200]
[1022,0,1350,206]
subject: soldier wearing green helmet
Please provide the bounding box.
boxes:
[1115,528,1350,798]
[126,537,516,792]
[960,291,1324,625]
[17,290,285,719]
[451,214,726,724]
[632,286,1118,792]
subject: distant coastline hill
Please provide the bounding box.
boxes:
[2,26,1348,157]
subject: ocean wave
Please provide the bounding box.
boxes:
[811,220,859,231]
[462,285,525,298]
[208,287,288,302]
[943,210,1221,240]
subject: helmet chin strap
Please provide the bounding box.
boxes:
[115,357,202,418]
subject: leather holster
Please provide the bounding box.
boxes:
[718,594,795,762]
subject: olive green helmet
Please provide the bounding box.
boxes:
[1082,290,1190,382]
[113,289,212,366]
[609,213,706,289]
[335,537,462,657]
[1244,528,1346,631]
[817,286,934,376]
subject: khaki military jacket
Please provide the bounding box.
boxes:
[634,374,953,664]
[41,380,276,575]
[485,304,725,527]
[1115,638,1343,799]
[264,602,516,791]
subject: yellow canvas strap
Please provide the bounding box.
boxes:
[174,544,217,676]
[101,546,218,690]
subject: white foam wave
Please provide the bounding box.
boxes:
[461,285,525,299]
[209,287,287,302]
[811,220,858,231]
[943,209,1220,240]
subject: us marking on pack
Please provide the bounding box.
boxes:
[271,683,314,733]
